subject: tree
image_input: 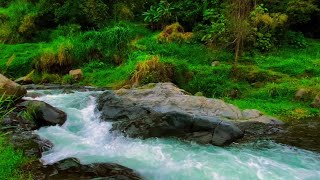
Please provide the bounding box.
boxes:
[228,0,252,75]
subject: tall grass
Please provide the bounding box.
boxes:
[0,94,27,179]
[0,94,16,120]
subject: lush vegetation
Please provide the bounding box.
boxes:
[0,0,319,118]
[0,95,28,179]
[0,0,319,176]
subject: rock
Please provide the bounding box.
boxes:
[0,73,27,99]
[69,69,83,81]
[17,100,67,127]
[97,83,282,146]
[311,95,320,108]
[24,158,142,180]
[211,61,220,67]
[242,109,261,119]
[25,91,45,98]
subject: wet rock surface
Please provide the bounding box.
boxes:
[24,158,143,180]
[17,100,67,127]
[97,83,283,146]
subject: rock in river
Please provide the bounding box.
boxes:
[17,100,67,128]
[97,83,283,146]
[25,158,142,180]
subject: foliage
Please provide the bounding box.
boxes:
[0,43,39,78]
[250,4,288,51]
[0,135,27,180]
[143,0,175,29]
[158,23,193,43]
[0,0,39,43]
[0,94,16,120]
[35,38,73,73]
[72,22,137,65]
[200,9,228,46]
[285,31,307,48]
[62,74,74,84]
[129,56,174,86]
[113,2,134,21]
[286,0,319,25]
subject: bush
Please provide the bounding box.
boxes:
[113,3,134,21]
[35,39,73,73]
[158,22,193,43]
[285,31,307,48]
[62,74,74,84]
[40,73,61,84]
[0,0,39,43]
[129,56,174,86]
[72,22,143,65]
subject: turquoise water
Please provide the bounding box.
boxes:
[27,91,320,180]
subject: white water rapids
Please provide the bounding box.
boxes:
[25,90,320,180]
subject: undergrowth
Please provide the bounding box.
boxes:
[0,22,319,121]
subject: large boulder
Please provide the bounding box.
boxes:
[24,158,142,180]
[97,83,283,146]
[17,100,67,128]
[0,73,27,99]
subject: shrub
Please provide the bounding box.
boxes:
[49,24,81,40]
[143,0,175,30]
[285,31,307,48]
[62,75,74,84]
[250,4,288,51]
[129,56,174,86]
[35,39,73,73]
[72,22,141,65]
[0,0,39,43]
[113,3,134,21]
[40,73,61,84]
[158,22,193,43]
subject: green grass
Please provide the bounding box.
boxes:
[1,23,320,121]
[0,134,27,180]
[0,43,40,78]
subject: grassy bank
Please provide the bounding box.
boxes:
[0,23,320,121]
[0,134,29,180]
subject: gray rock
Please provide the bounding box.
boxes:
[98,83,281,146]
[242,109,261,119]
[25,158,142,180]
[0,73,27,99]
[18,100,67,127]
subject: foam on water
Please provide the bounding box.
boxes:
[27,91,320,180]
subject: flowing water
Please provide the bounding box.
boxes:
[26,90,320,180]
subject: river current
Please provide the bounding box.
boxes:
[25,90,320,180]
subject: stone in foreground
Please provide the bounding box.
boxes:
[25,158,142,180]
[98,83,283,146]
[0,73,27,99]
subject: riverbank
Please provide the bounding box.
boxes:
[1,24,319,122]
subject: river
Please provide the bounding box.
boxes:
[25,90,320,180]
